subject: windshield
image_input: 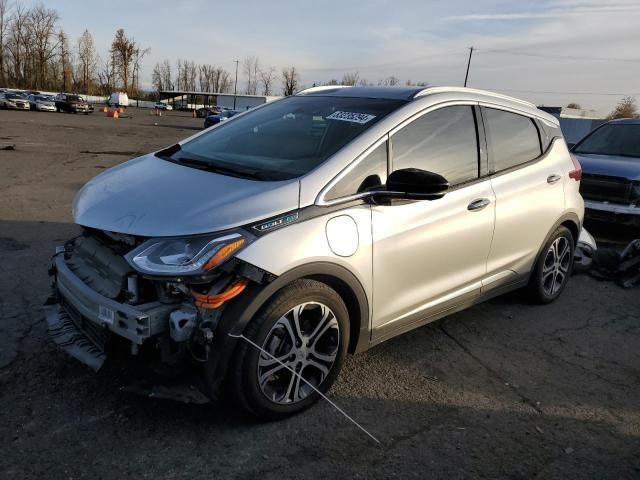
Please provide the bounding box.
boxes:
[6,94,21,100]
[68,95,82,102]
[574,124,640,158]
[173,95,405,180]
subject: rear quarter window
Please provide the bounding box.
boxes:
[483,108,542,173]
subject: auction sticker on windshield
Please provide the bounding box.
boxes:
[326,111,376,124]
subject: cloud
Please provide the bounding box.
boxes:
[448,2,640,22]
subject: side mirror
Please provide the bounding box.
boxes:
[377,168,449,201]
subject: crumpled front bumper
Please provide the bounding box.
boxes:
[45,254,176,370]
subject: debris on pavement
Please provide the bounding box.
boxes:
[589,239,640,288]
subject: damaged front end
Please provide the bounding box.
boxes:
[44,227,270,402]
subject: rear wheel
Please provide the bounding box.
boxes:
[527,226,574,303]
[230,279,349,418]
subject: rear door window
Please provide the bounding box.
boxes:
[482,108,542,172]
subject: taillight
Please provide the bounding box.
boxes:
[569,153,582,181]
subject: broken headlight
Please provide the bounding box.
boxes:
[125,230,253,276]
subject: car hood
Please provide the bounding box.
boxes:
[73,154,300,237]
[575,153,640,181]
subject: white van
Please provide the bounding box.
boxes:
[108,92,129,107]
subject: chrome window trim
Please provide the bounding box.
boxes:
[477,100,555,126]
[316,100,477,206]
[317,135,389,207]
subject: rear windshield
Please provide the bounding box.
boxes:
[574,124,640,158]
[174,96,405,180]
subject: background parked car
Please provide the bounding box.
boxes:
[55,93,93,114]
[108,92,129,107]
[196,106,220,118]
[153,102,173,111]
[572,118,640,227]
[28,94,56,112]
[1,92,30,110]
[203,109,239,128]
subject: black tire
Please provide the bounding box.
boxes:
[527,226,574,304]
[229,279,349,419]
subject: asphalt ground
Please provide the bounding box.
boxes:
[0,108,638,479]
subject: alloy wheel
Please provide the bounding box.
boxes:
[542,236,571,296]
[258,302,340,404]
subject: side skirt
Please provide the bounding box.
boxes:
[367,274,529,350]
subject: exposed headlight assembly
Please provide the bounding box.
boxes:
[125,230,253,276]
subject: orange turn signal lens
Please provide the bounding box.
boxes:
[203,238,246,271]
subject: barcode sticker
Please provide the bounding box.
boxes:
[326,111,376,124]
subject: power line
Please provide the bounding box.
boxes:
[478,49,640,63]
[282,49,466,73]
[476,87,640,96]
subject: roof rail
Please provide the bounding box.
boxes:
[414,86,537,109]
[297,85,351,95]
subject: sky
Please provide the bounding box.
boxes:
[31,0,640,111]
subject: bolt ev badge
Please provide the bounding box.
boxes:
[252,212,299,232]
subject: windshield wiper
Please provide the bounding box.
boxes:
[155,143,181,159]
[175,156,269,181]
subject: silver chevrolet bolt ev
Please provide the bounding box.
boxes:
[45,86,584,417]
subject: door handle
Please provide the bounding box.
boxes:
[547,174,561,184]
[467,198,491,211]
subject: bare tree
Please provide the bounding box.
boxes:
[28,4,59,89]
[379,75,400,86]
[242,55,259,95]
[608,96,638,119]
[198,63,212,92]
[5,3,29,87]
[259,65,276,96]
[76,29,96,93]
[341,71,359,86]
[281,66,298,96]
[0,0,11,85]
[110,28,136,93]
[58,29,73,91]
[96,54,114,95]
[132,46,150,101]
[216,67,232,93]
[565,102,581,109]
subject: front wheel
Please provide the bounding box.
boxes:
[527,226,574,303]
[229,279,349,418]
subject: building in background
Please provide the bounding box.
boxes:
[158,90,280,111]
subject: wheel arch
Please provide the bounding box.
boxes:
[202,261,370,399]
[528,212,581,281]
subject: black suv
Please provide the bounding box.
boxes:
[55,94,94,114]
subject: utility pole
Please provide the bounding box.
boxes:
[464,46,474,87]
[233,59,239,110]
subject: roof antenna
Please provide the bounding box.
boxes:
[464,46,474,87]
